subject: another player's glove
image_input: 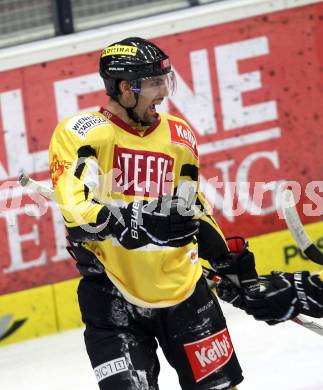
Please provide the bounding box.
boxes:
[203,266,246,310]
[214,236,259,294]
[101,196,199,250]
[245,271,323,323]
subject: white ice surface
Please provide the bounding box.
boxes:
[1,302,323,390]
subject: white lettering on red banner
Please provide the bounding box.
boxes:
[184,328,233,383]
[112,146,174,197]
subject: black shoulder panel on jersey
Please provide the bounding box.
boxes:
[74,145,97,179]
[78,145,97,158]
[180,164,198,181]
[197,219,228,266]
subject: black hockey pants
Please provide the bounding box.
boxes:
[77,274,243,390]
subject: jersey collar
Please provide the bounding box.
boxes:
[99,107,161,137]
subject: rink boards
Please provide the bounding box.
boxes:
[0,278,82,346]
[1,221,322,346]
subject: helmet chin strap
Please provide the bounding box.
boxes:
[115,93,152,127]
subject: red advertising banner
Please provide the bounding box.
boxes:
[1,2,323,294]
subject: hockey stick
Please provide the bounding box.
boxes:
[18,173,55,200]
[281,189,323,265]
[292,314,323,336]
[279,189,323,335]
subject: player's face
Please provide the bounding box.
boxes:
[133,73,176,123]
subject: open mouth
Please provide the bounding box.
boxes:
[149,99,163,113]
[149,103,156,114]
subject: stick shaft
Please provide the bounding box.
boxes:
[282,189,323,265]
[18,173,55,200]
[292,315,323,336]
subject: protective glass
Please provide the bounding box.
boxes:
[129,71,177,97]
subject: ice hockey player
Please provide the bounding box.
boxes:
[48,37,248,389]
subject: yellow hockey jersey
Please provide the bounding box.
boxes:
[49,108,224,307]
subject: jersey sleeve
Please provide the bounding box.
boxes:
[172,116,228,267]
[48,114,111,241]
[195,190,229,267]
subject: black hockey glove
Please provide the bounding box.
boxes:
[245,271,323,323]
[214,237,260,295]
[100,196,199,250]
[244,272,301,323]
[216,276,247,310]
[202,266,246,310]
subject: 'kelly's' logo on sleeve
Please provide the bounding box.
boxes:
[168,120,198,158]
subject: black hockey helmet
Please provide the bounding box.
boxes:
[99,37,172,98]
